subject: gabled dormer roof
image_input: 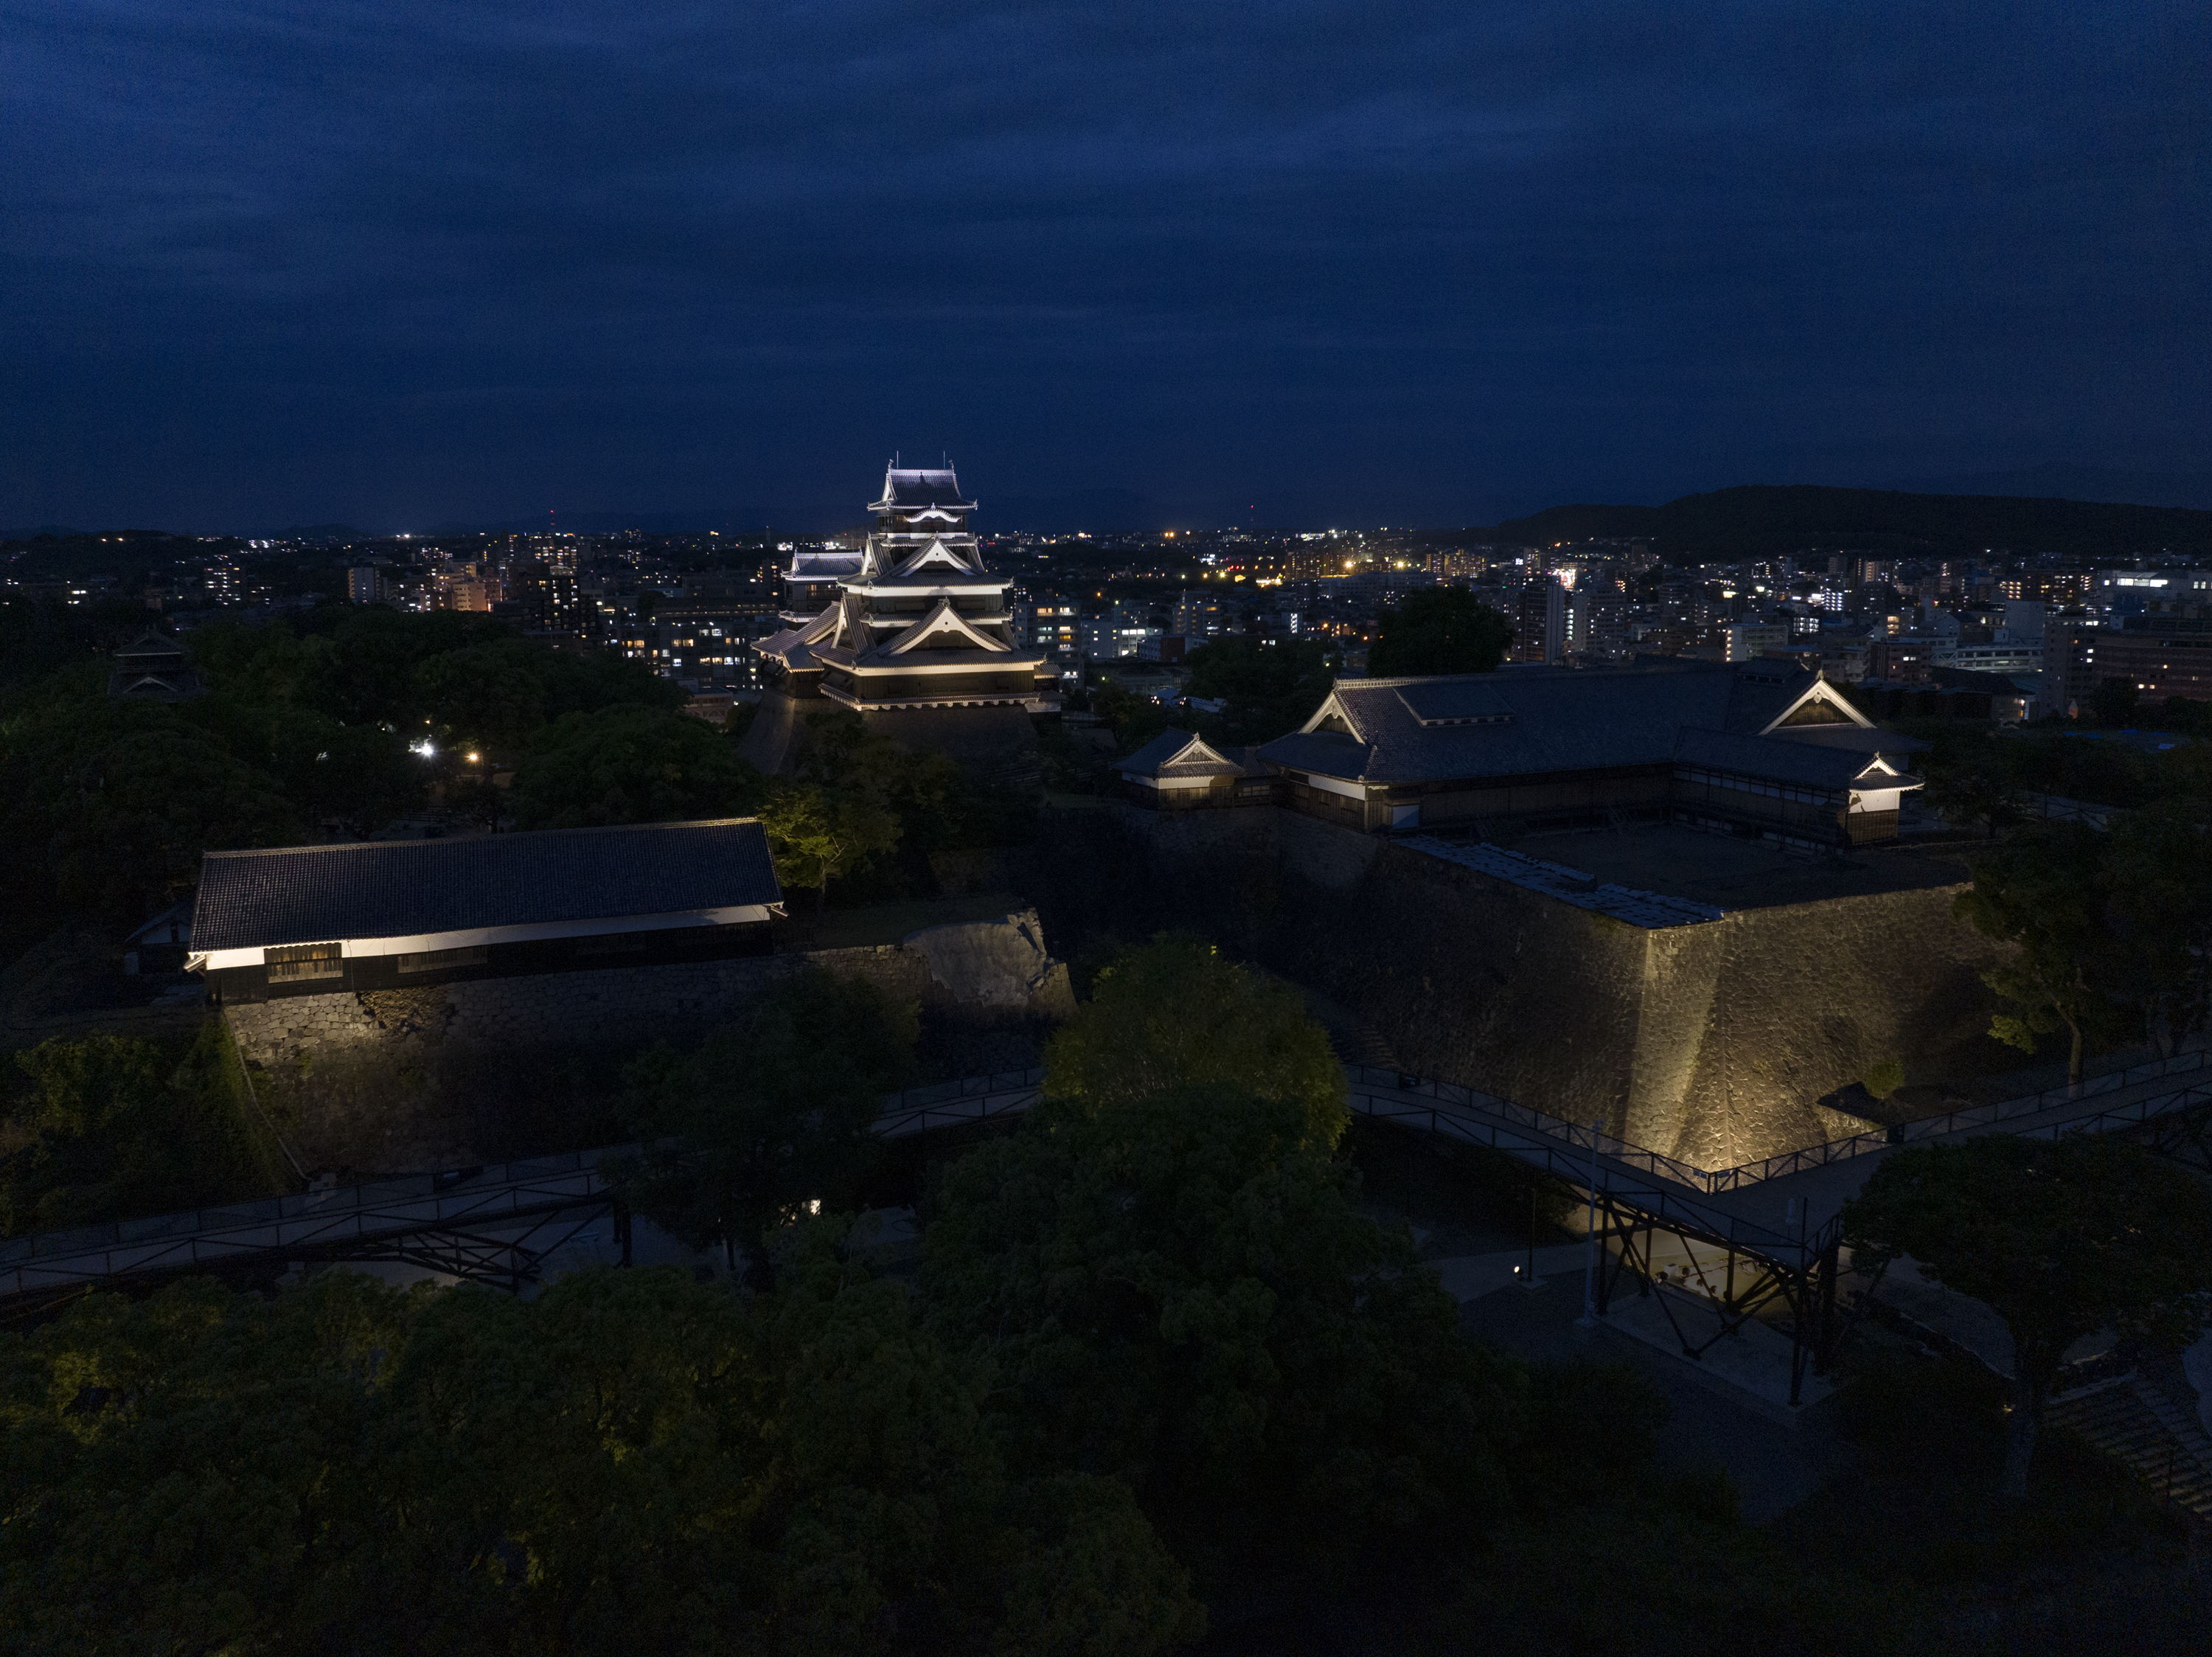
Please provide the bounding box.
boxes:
[1758,675,1872,735]
[875,597,1010,656]
[895,538,981,577]
[1117,728,1259,780]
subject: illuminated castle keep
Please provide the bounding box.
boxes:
[758,464,1057,714]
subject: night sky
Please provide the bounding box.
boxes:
[4,2,2206,532]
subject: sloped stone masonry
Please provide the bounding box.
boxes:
[1026,805,2012,1170]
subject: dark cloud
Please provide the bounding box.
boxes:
[3,0,2206,529]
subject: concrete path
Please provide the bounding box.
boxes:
[1434,1242,1834,1421]
[1459,1271,1850,1522]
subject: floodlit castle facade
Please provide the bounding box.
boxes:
[756,464,1057,714]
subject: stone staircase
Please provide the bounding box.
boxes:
[2047,1377,2212,1518]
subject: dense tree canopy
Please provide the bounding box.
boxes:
[1842,1133,2212,1498]
[0,607,702,930]
[1043,934,1348,1147]
[613,968,917,1274]
[0,1256,1203,1656]
[1,1026,279,1234]
[1952,821,2118,1085]
[1183,637,1335,746]
[925,1083,1515,1594]
[2100,801,2212,1055]
[1367,588,1514,678]
[509,705,762,830]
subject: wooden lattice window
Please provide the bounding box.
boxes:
[266,941,344,982]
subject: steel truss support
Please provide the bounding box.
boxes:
[306,1199,619,1290]
[2139,1097,2212,1175]
[1582,1189,1843,1407]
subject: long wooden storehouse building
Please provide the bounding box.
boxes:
[187,819,784,1004]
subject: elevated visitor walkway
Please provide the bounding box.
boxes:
[4,1056,2205,1392]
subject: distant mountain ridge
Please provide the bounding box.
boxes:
[16,478,2211,563]
[1883,462,2212,511]
[1457,484,2212,565]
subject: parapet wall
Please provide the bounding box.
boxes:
[1026,805,2010,1169]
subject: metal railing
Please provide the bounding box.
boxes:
[873,1068,1046,1139]
[11,1051,2208,1300]
[1345,1049,2212,1198]
[1343,1066,1714,1189]
[1714,1049,2212,1187]
[0,1150,621,1297]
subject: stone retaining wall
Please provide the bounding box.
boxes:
[226,912,1074,1069]
[1026,804,2012,1169]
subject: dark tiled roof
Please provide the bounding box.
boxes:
[1673,729,1877,790]
[1262,666,1759,783]
[1765,724,1930,757]
[788,551,863,578]
[1116,729,1251,779]
[1255,662,1916,794]
[874,468,975,509]
[1263,729,1371,777]
[192,819,782,952]
[113,631,189,664]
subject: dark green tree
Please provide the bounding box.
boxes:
[2087,677,2140,728]
[1183,637,1335,746]
[415,639,552,757]
[612,968,917,1275]
[1367,588,1514,678]
[1952,821,2118,1085]
[1842,1134,2212,1498]
[251,705,428,838]
[2101,800,2212,1054]
[1043,934,1347,1147]
[1917,745,2020,839]
[2,1025,277,1237]
[45,725,305,920]
[756,779,903,911]
[1090,679,1176,755]
[924,1082,1517,1594]
[509,705,762,830]
[0,1259,1202,1655]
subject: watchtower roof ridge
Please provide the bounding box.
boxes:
[872,463,975,513]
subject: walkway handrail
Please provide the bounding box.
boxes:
[10,1051,2208,1299]
[1345,1049,2212,1198]
[1714,1049,2212,1187]
[0,1147,619,1269]
[1342,1066,1717,1189]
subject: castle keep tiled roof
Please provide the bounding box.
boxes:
[192,819,782,953]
